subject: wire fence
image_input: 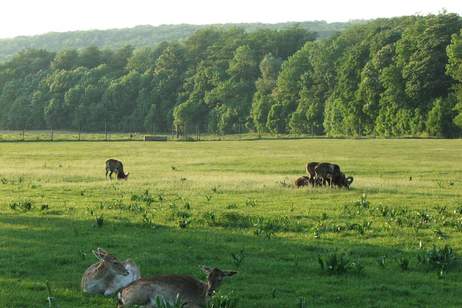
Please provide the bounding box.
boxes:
[0,129,441,142]
[0,130,170,142]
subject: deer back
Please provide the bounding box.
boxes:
[81,261,115,294]
[118,266,236,307]
[118,275,206,307]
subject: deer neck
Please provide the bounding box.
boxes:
[93,261,113,279]
[202,279,215,298]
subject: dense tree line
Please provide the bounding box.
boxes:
[1,14,462,137]
[0,21,350,61]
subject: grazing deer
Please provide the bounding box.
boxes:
[106,159,129,180]
[81,248,140,296]
[117,266,237,308]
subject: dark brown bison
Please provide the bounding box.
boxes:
[295,176,311,188]
[305,162,320,179]
[332,172,354,189]
[295,175,323,188]
[314,162,341,187]
[105,159,129,180]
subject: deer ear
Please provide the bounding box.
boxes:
[93,250,103,260]
[201,265,213,274]
[94,247,108,260]
[225,271,237,277]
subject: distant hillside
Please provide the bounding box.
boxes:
[0,21,352,61]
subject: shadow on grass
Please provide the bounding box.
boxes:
[0,214,461,308]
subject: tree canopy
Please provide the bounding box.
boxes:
[1,14,462,137]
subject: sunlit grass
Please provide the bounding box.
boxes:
[0,139,462,307]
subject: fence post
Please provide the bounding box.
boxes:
[105,120,108,141]
[238,121,241,139]
[51,127,54,141]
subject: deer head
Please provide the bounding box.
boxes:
[93,248,129,276]
[201,266,237,296]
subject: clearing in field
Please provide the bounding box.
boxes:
[1,139,462,307]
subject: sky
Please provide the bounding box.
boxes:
[0,0,461,39]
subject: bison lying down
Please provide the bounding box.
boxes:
[295,176,322,188]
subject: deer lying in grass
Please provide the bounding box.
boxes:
[81,248,140,296]
[106,159,129,180]
[117,266,237,307]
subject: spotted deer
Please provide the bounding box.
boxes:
[117,266,237,307]
[106,159,129,180]
[81,248,140,296]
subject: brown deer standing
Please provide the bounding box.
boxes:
[117,266,237,308]
[106,159,129,180]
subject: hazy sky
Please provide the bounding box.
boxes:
[0,0,461,38]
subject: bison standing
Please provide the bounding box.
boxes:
[105,159,129,180]
[305,161,354,189]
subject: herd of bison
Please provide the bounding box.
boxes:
[106,158,353,189]
[295,162,354,189]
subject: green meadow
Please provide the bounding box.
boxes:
[1,139,462,307]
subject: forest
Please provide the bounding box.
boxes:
[1,13,462,137]
[0,21,349,61]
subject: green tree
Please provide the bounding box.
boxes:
[446,29,462,130]
[51,49,79,70]
[426,97,456,137]
[266,104,286,134]
[251,53,281,133]
[151,44,186,131]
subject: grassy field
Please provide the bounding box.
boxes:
[1,139,462,307]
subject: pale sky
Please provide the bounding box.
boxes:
[0,0,461,39]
